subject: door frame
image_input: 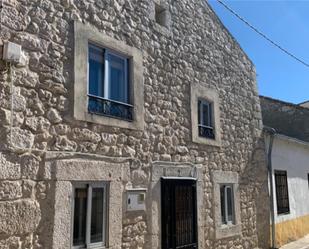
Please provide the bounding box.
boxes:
[147,162,205,249]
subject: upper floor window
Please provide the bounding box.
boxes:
[72,182,108,249]
[190,84,221,146]
[220,184,235,225]
[74,21,144,130]
[88,43,133,121]
[198,99,215,139]
[275,170,290,215]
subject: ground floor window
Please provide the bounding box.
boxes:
[274,170,290,215]
[161,178,197,249]
[220,184,235,225]
[72,182,108,248]
[212,170,241,239]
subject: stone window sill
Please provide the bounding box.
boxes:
[195,135,221,147]
[215,223,242,239]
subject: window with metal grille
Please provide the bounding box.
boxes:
[88,43,133,121]
[72,182,108,248]
[198,99,215,139]
[274,170,290,215]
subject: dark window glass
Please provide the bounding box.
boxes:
[107,53,128,103]
[226,187,233,222]
[202,103,210,126]
[88,45,104,97]
[73,188,88,246]
[275,170,290,215]
[91,188,104,243]
[220,185,226,224]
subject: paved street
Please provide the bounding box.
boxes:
[280,236,309,249]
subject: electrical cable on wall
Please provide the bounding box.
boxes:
[215,0,309,69]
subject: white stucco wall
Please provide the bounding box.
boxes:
[271,135,309,224]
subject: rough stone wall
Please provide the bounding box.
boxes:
[0,0,269,248]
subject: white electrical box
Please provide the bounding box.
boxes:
[126,189,146,211]
[3,41,22,64]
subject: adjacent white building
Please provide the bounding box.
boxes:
[261,96,309,248]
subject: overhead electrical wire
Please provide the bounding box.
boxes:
[215,0,309,69]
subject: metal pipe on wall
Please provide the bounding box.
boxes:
[264,126,278,249]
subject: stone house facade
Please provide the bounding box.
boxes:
[0,0,269,248]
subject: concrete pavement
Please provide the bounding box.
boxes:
[280,235,309,249]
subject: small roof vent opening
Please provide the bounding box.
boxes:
[155,3,169,27]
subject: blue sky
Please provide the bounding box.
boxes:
[208,0,309,104]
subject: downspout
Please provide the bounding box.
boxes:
[263,126,277,249]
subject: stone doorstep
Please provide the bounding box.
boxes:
[280,235,309,249]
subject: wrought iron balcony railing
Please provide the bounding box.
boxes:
[198,124,215,139]
[88,94,133,121]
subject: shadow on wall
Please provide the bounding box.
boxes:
[239,136,270,249]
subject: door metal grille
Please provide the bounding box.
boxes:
[161,179,198,249]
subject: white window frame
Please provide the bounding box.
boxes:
[87,43,130,107]
[72,182,109,249]
[221,184,235,226]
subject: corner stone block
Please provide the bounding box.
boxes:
[10,127,34,149]
[20,154,40,179]
[0,180,22,200]
[0,200,41,236]
[0,153,21,179]
[0,236,21,249]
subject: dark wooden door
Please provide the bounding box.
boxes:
[161,179,198,249]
